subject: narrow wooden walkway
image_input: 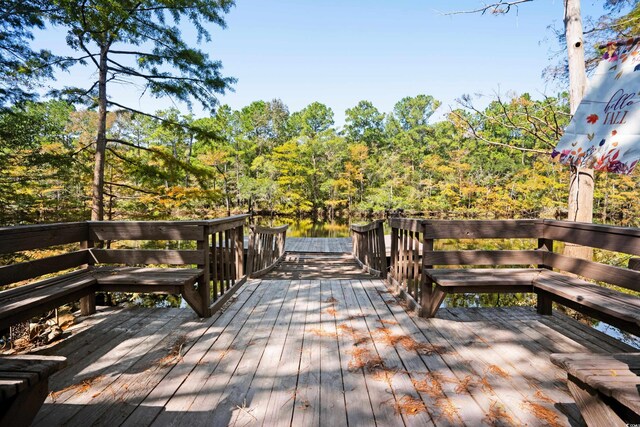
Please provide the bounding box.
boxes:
[284,237,352,253]
[32,256,637,426]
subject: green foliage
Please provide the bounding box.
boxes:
[0,1,59,107]
[0,100,86,224]
[1,93,638,225]
[47,0,236,111]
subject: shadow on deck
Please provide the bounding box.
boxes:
[31,259,637,426]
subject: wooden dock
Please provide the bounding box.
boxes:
[284,237,352,253]
[31,247,637,426]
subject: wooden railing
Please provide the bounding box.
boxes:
[351,220,387,278]
[246,225,288,278]
[388,218,640,322]
[388,218,426,311]
[207,215,249,313]
[0,215,251,321]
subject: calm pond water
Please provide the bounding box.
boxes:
[252,217,352,238]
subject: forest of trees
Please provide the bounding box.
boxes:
[1,93,638,226]
[1,0,638,228]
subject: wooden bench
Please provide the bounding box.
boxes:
[0,221,217,333]
[533,220,640,335]
[415,220,640,336]
[551,352,640,426]
[0,355,67,427]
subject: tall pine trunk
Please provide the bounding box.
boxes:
[91,46,110,221]
[564,0,594,260]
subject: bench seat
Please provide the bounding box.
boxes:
[533,270,640,335]
[0,267,204,333]
[422,268,540,317]
[93,266,204,293]
[551,352,640,426]
[423,266,640,334]
[0,271,97,332]
[0,355,67,427]
[425,268,541,291]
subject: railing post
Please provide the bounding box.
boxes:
[197,225,212,317]
[420,221,434,317]
[277,228,286,259]
[535,237,554,315]
[390,220,398,289]
[235,224,244,280]
[246,226,256,276]
[400,228,406,292]
[80,224,96,316]
[537,238,554,269]
[377,220,387,278]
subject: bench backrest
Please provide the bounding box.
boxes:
[87,221,209,267]
[421,219,545,267]
[0,221,213,292]
[0,222,91,287]
[542,220,640,293]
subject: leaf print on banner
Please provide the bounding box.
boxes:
[586,114,599,124]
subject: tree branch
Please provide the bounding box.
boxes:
[444,0,533,15]
[450,109,550,155]
[104,180,159,195]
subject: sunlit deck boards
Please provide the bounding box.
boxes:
[33,271,637,426]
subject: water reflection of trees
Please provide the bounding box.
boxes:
[444,292,536,309]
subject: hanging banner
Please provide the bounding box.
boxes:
[552,40,640,174]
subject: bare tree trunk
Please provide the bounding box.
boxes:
[564,0,594,260]
[185,133,193,187]
[91,46,110,221]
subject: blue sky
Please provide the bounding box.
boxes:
[35,1,613,126]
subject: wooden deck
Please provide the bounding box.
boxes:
[30,249,637,426]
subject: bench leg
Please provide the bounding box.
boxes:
[0,380,48,427]
[566,375,626,427]
[80,294,96,316]
[536,291,552,315]
[421,279,446,318]
[182,282,210,318]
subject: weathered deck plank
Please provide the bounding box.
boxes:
[152,278,281,425]
[31,250,639,427]
[33,307,185,425]
[329,279,377,427]
[359,278,477,425]
[231,279,298,426]
[261,280,309,426]
[291,276,322,427]
[41,310,191,427]
[122,278,263,426]
[351,279,434,427]
[336,277,400,426]
[202,279,294,426]
[318,279,349,427]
